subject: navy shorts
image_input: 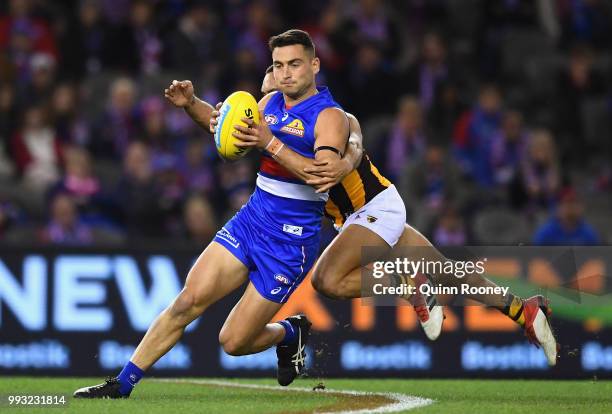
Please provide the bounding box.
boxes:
[213,212,319,303]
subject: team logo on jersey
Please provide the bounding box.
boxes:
[367,215,378,223]
[274,274,291,285]
[265,114,278,125]
[280,119,305,137]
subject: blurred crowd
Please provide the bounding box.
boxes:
[0,0,611,248]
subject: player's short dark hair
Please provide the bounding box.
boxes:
[268,29,315,57]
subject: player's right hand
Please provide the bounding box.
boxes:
[209,102,223,134]
[164,80,194,108]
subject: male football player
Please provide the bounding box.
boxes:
[74,29,352,398]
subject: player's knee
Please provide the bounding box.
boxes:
[310,267,326,292]
[219,331,250,356]
[311,266,341,299]
[169,288,206,321]
[221,340,249,356]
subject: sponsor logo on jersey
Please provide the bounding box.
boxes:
[281,112,289,121]
[265,114,278,125]
[274,274,291,285]
[270,287,283,295]
[283,224,303,236]
[216,227,240,248]
[280,119,305,137]
[367,215,378,223]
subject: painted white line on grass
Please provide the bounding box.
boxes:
[153,378,434,413]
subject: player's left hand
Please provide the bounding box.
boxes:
[232,112,273,150]
[304,158,353,193]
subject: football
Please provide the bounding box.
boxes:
[214,91,260,161]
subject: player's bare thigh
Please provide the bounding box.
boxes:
[310,223,431,298]
[396,223,433,248]
[218,282,284,355]
[130,241,249,370]
[394,223,451,265]
[393,223,458,304]
[171,241,249,318]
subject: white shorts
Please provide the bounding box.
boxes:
[336,184,406,247]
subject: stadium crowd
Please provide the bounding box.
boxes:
[0,0,610,247]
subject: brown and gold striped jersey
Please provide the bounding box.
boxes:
[324,152,392,227]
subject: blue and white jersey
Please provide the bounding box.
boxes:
[241,86,343,244]
[214,87,343,303]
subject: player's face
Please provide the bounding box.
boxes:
[272,45,319,99]
[261,72,277,95]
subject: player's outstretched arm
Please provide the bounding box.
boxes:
[164,79,216,132]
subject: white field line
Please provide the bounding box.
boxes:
[153,378,434,413]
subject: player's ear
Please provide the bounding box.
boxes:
[312,57,320,75]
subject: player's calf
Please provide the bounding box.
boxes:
[74,288,213,399]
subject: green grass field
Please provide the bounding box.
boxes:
[2,377,611,413]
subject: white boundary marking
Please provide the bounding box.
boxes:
[153,378,434,413]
